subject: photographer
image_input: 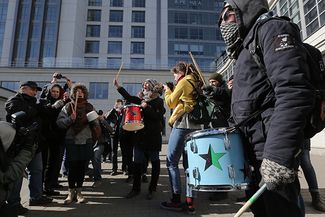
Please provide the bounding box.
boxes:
[40,83,68,196]
[40,72,73,99]
[5,81,52,214]
[0,121,37,217]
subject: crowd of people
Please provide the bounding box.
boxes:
[1,0,325,217]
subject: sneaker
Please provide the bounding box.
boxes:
[185,203,196,215]
[160,201,183,212]
[13,204,28,215]
[125,175,133,183]
[110,170,119,176]
[142,174,148,183]
[92,180,102,188]
[126,190,140,199]
[29,195,53,206]
[185,197,196,215]
[44,189,60,196]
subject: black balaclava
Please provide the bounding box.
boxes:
[219,0,269,59]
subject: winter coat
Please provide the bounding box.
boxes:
[0,149,33,204]
[117,87,166,151]
[226,0,314,168]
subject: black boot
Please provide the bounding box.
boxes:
[311,191,325,212]
[126,163,142,199]
[149,160,160,192]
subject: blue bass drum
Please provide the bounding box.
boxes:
[185,128,251,192]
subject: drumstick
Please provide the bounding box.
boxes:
[234,184,267,217]
[74,91,79,113]
[189,51,206,86]
[115,62,124,81]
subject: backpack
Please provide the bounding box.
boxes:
[187,80,217,125]
[248,13,325,138]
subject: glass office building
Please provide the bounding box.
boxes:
[0,0,225,72]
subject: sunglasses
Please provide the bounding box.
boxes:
[219,6,235,25]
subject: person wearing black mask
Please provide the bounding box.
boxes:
[218,1,313,216]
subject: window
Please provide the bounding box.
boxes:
[85,41,99,53]
[109,10,123,22]
[89,82,108,99]
[0,81,20,91]
[132,11,145,22]
[174,12,187,23]
[174,44,188,55]
[189,44,204,55]
[110,0,123,7]
[84,57,98,68]
[130,58,144,68]
[87,9,101,21]
[107,41,122,54]
[123,83,142,96]
[175,27,187,39]
[86,25,100,37]
[190,28,203,39]
[88,0,102,6]
[132,0,145,7]
[108,25,123,37]
[131,26,145,38]
[107,57,122,68]
[131,42,144,54]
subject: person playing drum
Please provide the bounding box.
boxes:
[113,78,165,200]
[160,62,203,214]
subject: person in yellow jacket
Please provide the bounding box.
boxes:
[161,62,203,214]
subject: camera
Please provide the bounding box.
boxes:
[54,73,63,79]
[7,111,39,156]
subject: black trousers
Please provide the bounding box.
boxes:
[43,140,64,189]
[68,160,87,188]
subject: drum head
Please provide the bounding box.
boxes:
[122,122,144,131]
[185,128,228,142]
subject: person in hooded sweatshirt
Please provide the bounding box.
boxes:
[218,0,314,216]
[56,83,101,205]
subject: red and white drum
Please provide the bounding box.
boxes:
[122,104,144,131]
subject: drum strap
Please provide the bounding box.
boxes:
[229,99,275,131]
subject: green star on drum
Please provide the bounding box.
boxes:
[199,144,226,171]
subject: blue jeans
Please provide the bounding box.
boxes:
[166,128,195,195]
[300,148,318,192]
[8,152,43,205]
[91,144,104,181]
[27,152,43,200]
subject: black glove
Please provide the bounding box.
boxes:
[260,158,296,191]
[166,82,174,91]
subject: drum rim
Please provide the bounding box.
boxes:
[185,128,232,141]
[124,104,141,108]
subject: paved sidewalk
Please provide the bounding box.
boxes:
[18,145,325,217]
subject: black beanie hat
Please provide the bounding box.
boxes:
[208,72,224,83]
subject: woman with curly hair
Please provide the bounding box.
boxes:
[160,62,203,214]
[56,83,101,205]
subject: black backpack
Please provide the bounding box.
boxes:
[248,13,325,138]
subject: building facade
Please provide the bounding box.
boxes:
[0,0,225,140]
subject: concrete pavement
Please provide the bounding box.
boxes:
[18,145,325,217]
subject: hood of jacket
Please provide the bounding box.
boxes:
[224,0,269,40]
